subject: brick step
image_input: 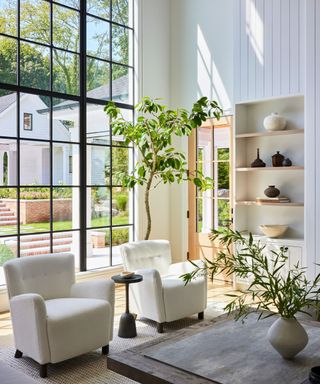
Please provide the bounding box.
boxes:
[20,244,72,257]
[20,232,72,242]
[0,215,17,221]
[0,203,7,207]
[0,220,17,226]
[0,208,10,212]
[0,211,14,217]
[19,237,72,250]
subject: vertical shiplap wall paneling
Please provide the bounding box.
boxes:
[305,0,316,278]
[255,0,264,97]
[235,0,305,102]
[299,0,306,92]
[272,0,281,96]
[290,0,300,94]
[240,0,248,100]
[248,0,256,98]
[234,0,241,102]
[264,0,273,97]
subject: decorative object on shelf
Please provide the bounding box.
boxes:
[251,148,266,167]
[256,196,290,203]
[282,157,292,166]
[310,366,320,384]
[272,151,285,167]
[264,185,280,198]
[263,112,287,131]
[259,224,288,238]
[181,228,320,360]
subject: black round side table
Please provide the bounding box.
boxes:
[112,274,143,338]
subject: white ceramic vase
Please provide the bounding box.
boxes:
[263,112,287,131]
[267,317,308,359]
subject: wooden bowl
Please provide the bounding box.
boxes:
[121,271,135,279]
[259,225,288,238]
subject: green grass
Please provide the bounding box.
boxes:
[0,214,130,236]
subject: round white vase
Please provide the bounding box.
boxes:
[267,317,308,359]
[263,112,287,131]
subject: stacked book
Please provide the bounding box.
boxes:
[256,196,291,204]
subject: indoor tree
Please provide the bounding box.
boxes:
[105,96,222,240]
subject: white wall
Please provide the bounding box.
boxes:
[169,0,234,260]
[137,0,172,244]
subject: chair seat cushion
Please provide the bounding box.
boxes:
[45,298,111,363]
[161,275,206,322]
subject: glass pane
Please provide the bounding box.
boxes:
[19,233,51,256]
[197,196,212,233]
[197,126,213,163]
[20,141,50,185]
[0,36,17,85]
[88,187,110,228]
[111,226,130,264]
[53,4,79,52]
[86,103,110,144]
[20,93,50,140]
[196,198,203,233]
[87,228,110,270]
[217,148,229,161]
[53,98,79,142]
[0,236,17,285]
[0,188,17,235]
[53,231,79,272]
[20,187,50,233]
[20,42,50,91]
[53,50,80,95]
[217,162,229,197]
[0,140,17,186]
[53,187,79,230]
[87,16,110,60]
[87,0,110,19]
[86,58,110,98]
[112,188,130,225]
[20,0,50,45]
[0,1,18,36]
[112,65,133,104]
[0,92,17,136]
[87,145,110,185]
[112,146,130,185]
[112,0,132,27]
[112,25,132,65]
[55,0,79,9]
[217,199,230,228]
[53,143,79,185]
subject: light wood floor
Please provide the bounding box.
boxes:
[0,280,236,350]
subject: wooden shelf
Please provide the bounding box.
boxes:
[236,128,304,139]
[236,166,304,172]
[236,201,304,207]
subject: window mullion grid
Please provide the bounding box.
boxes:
[109,0,113,266]
[49,0,53,253]
[16,0,21,257]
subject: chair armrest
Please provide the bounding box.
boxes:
[131,269,166,323]
[10,294,50,364]
[169,259,206,276]
[70,280,115,307]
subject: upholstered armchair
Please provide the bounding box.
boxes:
[4,253,115,378]
[120,240,207,333]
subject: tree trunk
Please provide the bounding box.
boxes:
[144,174,153,240]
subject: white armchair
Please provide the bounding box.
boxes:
[4,253,115,378]
[120,240,207,333]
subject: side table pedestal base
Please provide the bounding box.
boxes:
[118,312,137,338]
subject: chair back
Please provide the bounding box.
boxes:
[4,253,75,299]
[121,240,171,275]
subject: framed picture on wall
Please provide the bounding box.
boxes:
[23,112,33,131]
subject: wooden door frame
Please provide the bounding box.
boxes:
[188,116,234,261]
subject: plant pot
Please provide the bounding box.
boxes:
[264,185,280,198]
[267,317,308,359]
[263,112,287,131]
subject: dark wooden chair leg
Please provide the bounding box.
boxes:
[102,345,109,355]
[157,322,164,333]
[198,311,204,320]
[14,349,23,358]
[40,364,47,378]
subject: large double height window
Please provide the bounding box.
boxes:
[0,0,135,284]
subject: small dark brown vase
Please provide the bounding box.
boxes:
[251,148,266,168]
[310,366,320,384]
[264,185,280,198]
[272,151,285,167]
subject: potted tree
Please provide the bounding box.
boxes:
[181,227,320,359]
[105,96,222,240]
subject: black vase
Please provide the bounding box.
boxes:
[264,185,280,198]
[310,367,320,384]
[282,158,292,166]
[251,148,266,168]
[272,151,285,167]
